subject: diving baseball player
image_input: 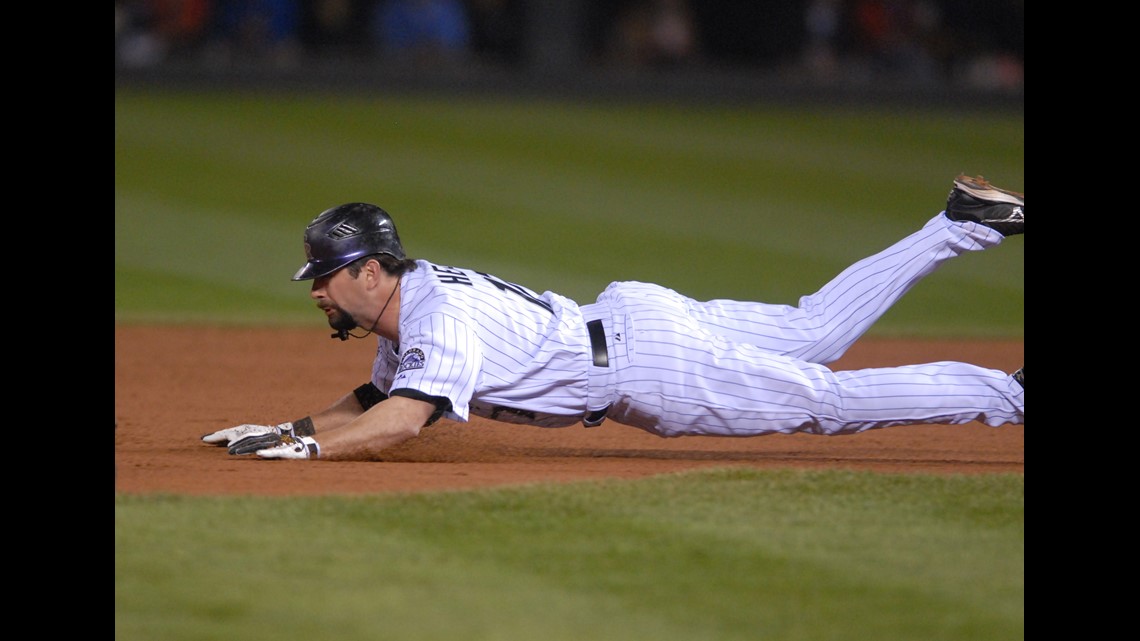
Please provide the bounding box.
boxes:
[202,174,1024,460]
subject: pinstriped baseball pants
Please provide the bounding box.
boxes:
[587,213,1023,437]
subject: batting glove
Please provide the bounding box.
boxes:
[201,424,277,447]
[255,436,320,460]
[226,422,301,456]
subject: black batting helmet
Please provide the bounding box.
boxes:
[292,203,407,281]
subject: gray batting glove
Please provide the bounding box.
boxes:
[255,436,320,460]
[201,424,278,447]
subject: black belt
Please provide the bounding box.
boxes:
[586,319,609,367]
[584,319,610,427]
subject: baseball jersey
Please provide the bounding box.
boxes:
[372,259,594,427]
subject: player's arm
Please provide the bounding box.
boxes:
[295,395,437,460]
[200,382,383,453]
[306,383,383,433]
[257,388,450,460]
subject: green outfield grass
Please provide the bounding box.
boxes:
[115,468,1023,641]
[115,88,1023,641]
[115,88,1023,336]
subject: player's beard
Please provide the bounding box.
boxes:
[323,304,358,332]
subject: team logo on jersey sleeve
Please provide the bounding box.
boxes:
[397,348,426,373]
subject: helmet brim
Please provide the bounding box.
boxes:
[292,258,348,281]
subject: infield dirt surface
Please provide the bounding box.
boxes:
[115,326,1024,496]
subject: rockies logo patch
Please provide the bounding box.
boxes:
[397,348,426,373]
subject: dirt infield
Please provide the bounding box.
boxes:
[114,326,1024,496]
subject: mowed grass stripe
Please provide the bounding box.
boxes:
[116,468,1023,641]
[116,90,1022,334]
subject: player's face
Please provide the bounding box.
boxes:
[310,269,363,331]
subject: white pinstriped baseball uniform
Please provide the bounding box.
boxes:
[371,212,1024,437]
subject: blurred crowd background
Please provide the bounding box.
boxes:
[115,0,1023,97]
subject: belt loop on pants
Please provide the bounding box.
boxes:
[584,319,611,427]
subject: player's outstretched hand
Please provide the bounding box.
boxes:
[226,422,301,455]
[201,424,277,447]
[255,436,320,460]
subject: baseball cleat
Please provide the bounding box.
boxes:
[1012,366,1024,389]
[945,174,1024,236]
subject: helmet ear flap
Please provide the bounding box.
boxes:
[292,203,406,281]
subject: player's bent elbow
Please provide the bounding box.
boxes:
[382,417,426,451]
[401,421,423,440]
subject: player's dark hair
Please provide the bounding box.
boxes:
[345,253,418,278]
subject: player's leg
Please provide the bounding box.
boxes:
[686,213,1001,362]
[606,324,1024,438]
[687,176,1022,364]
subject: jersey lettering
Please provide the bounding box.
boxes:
[432,264,473,286]
[476,271,554,314]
